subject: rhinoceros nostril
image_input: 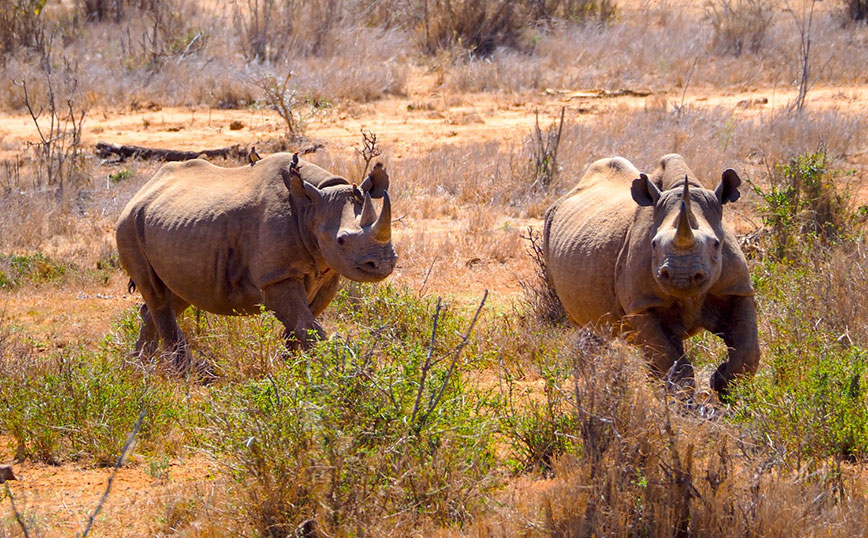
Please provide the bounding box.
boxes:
[692,271,706,283]
[364,260,378,270]
[659,268,671,281]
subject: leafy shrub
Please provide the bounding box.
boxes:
[0,352,184,465]
[749,149,863,261]
[705,0,774,55]
[203,285,498,536]
[0,251,67,289]
[497,323,580,473]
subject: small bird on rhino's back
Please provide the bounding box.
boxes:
[248,146,261,166]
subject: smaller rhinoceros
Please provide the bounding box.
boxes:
[116,152,396,369]
[543,154,759,396]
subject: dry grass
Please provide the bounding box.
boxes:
[2,2,868,112]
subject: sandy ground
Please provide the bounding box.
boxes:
[3,70,868,534]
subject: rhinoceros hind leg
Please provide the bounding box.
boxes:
[134,303,159,358]
[131,276,191,371]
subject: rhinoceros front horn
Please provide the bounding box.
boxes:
[372,191,391,243]
[360,192,377,228]
[674,199,695,249]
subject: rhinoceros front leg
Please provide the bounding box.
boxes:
[309,274,340,318]
[628,313,695,390]
[709,295,760,397]
[262,279,326,350]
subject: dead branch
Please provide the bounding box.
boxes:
[3,481,29,538]
[419,290,488,425]
[95,141,243,162]
[355,129,382,181]
[80,409,145,538]
[412,297,443,423]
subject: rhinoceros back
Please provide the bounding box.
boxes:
[543,157,642,329]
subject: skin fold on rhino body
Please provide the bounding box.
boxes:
[543,154,760,396]
[116,152,396,370]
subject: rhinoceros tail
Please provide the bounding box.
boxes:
[128,279,137,295]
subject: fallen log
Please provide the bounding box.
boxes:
[95,142,243,162]
[95,142,324,162]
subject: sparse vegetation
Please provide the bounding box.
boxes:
[3,0,868,535]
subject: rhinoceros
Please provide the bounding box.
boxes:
[116,152,396,369]
[543,154,759,395]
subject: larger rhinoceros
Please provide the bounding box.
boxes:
[543,154,759,396]
[116,152,396,369]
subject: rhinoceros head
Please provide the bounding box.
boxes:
[630,169,742,298]
[283,162,397,282]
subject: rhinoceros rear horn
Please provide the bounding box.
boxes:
[674,200,695,249]
[360,162,389,198]
[360,192,377,228]
[372,191,391,242]
[715,168,742,205]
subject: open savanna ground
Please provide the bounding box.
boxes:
[3,0,868,536]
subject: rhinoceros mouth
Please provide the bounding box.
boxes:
[655,261,711,295]
[352,255,397,280]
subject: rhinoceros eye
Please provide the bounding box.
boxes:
[337,235,347,246]
[651,239,657,248]
[714,239,721,249]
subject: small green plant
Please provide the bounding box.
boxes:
[498,329,581,473]
[108,169,133,183]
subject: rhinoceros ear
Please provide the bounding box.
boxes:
[281,168,323,205]
[631,173,661,207]
[359,162,389,198]
[715,169,741,205]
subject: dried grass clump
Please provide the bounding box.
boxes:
[705,0,775,55]
[519,227,567,326]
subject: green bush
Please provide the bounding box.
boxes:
[0,309,188,465]
[0,252,68,289]
[749,150,862,261]
[203,285,498,535]
[735,232,868,462]
[0,351,184,465]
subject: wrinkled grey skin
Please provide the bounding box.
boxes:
[116,153,396,370]
[543,154,759,396]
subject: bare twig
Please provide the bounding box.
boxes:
[3,481,30,538]
[419,290,488,424]
[416,257,438,299]
[355,129,382,181]
[411,297,442,423]
[676,56,699,115]
[80,409,146,538]
[529,107,566,189]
